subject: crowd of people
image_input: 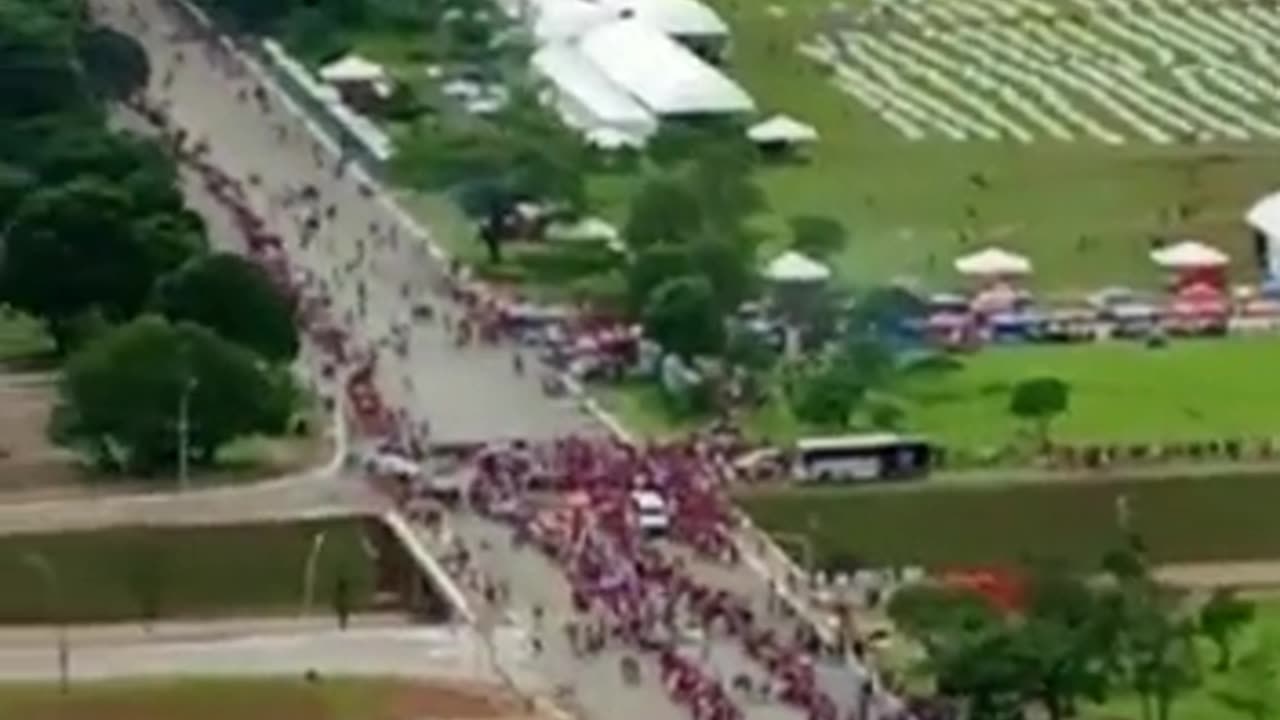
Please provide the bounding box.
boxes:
[103,2,928,719]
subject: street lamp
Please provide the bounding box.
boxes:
[177,376,198,491]
[23,552,68,695]
[301,531,328,617]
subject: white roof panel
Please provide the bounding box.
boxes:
[531,43,658,134]
[602,0,728,37]
[576,19,753,115]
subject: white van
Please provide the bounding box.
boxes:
[630,490,670,537]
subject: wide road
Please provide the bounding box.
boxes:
[88,2,871,718]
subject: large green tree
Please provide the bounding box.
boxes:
[57,316,294,475]
[642,275,725,359]
[0,0,89,120]
[154,253,299,362]
[0,177,205,348]
[1200,588,1255,671]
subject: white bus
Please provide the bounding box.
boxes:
[795,433,932,483]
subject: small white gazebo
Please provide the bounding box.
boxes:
[953,247,1032,278]
[747,114,819,146]
[765,250,831,283]
[1150,240,1229,269]
[319,54,388,84]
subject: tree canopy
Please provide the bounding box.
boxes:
[1009,376,1072,448]
[642,275,725,359]
[154,253,299,362]
[57,316,295,475]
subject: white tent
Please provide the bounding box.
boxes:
[765,250,831,283]
[1150,240,1229,269]
[1247,191,1280,240]
[577,19,754,116]
[319,54,387,84]
[602,0,729,38]
[531,43,659,141]
[747,114,819,144]
[953,247,1032,277]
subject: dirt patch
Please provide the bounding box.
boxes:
[0,373,87,496]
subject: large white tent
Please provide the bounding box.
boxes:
[954,247,1032,277]
[531,43,659,143]
[577,19,754,116]
[1150,240,1229,269]
[601,0,728,39]
[531,0,613,42]
[764,250,831,283]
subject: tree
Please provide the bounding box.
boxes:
[1200,588,1255,671]
[1214,644,1280,720]
[57,316,294,475]
[623,173,703,250]
[642,275,725,359]
[1009,376,1071,448]
[154,253,299,362]
[77,26,150,100]
[0,0,88,120]
[789,215,848,258]
[887,583,1001,650]
[0,177,204,348]
[687,137,764,237]
[790,361,865,429]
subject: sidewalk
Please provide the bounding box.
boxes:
[0,613,410,648]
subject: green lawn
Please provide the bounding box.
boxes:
[0,677,506,720]
[0,308,53,367]
[713,0,1280,292]
[899,336,1280,453]
[0,519,380,623]
[738,472,1280,570]
[603,335,1280,453]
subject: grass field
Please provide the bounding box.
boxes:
[603,334,1280,452]
[0,519,379,623]
[738,471,1280,569]
[713,0,1280,292]
[899,335,1280,452]
[0,677,524,720]
[0,309,53,368]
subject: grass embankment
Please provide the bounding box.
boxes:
[0,519,379,623]
[0,677,518,720]
[738,471,1280,569]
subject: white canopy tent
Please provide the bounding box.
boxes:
[577,19,754,116]
[1150,240,1229,269]
[765,250,831,283]
[747,114,819,144]
[1247,191,1280,240]
[531,43,659,142]
[953,247,1032,277]
[601,0,728,39]
[319,54,387,84]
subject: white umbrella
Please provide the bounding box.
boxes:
[765,250,831,282]
[747,114,819,144]
[319,54,387,84]
[953,247,1032,277]
[1150,240,1229,269]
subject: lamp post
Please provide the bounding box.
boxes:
[23,552,68,695]
[301,530,328,617]
[177,376,198,491]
